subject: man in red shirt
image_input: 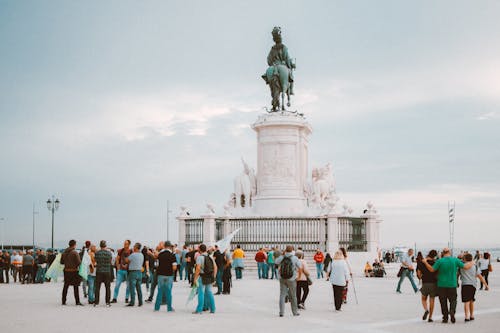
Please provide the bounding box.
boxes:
[255,248,267,279]
[314,249,325,279]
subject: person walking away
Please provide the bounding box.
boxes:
[267,247,276,279]
[126,243,145,307]
[478,252,491,290]
[460,253,489,322]
[112,240,131,303]
[154,241,177,312]
[275,246,301,317]
[87,245,97,304]
[213,245,224,295]
[61,240,83,305]
[323,253,332,280]
[192,244,216,314]
[422,247,475,323]
[327,250,350,311]
[94,240,113,307]
[222,248,232,294]
[396,248,419,294]
[314,249,324,279]
[416,250,438,322]
[255,248,267,279]
[232,245,245,280]
[296,251,310,309]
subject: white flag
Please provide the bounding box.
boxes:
[215,229,240,253]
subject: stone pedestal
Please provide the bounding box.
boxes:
[326,213,340,253]
[251,112,312,216]
[202,214,216,245]
[177,216,187,246]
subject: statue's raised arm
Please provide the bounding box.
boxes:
[262,27,295,111]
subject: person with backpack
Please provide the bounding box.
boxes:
[192,244,217,314]
[275,245,302,317]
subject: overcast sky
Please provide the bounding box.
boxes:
[1,1,499,249]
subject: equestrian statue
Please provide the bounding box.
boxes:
[262,27,296,111]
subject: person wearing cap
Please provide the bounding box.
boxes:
[154,241,177,311]
[94,240,112,306]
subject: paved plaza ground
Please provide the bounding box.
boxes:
[1,263,499,333]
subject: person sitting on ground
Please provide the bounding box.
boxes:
[364,261,373,277]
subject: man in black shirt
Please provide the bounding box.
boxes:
[213,245,225,295]
[154,241,177,312]
[416,250,438,322]
[186,247,197,286]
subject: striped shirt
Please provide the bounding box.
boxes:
[95,249,112,273]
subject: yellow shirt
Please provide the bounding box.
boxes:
[232,248,245,259]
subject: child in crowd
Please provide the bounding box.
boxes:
[460,253,489,322]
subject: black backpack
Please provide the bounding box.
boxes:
[279,256,294,279]
[201,255,215,285]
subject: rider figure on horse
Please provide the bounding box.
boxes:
[262,27,296,111]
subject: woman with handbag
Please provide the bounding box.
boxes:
[296,251,311,310]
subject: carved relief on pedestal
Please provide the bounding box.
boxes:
[260,143,297,187]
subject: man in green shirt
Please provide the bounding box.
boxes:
[423,248,474,324]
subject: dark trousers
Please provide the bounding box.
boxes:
[62,271,81,304]
[95,272,111,305]
[22,266,33,284]
[296,280,309,305]
[480,270,489,289]
[438,287,457,319]
[187,265,194,284]
[222,267,232,294]
[332,284,345,310]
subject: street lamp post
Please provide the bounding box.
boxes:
[46,196,60,250]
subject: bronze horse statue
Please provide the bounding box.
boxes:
[262,27,295,112]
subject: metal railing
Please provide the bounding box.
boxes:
[228,217,327,252]
[185,218,203,245]
[215,218,224,241]
[338,217,367,252]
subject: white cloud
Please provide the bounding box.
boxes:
[476,111,499,121]
[306,59,500,120]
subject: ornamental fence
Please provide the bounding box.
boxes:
[184,216,367,252]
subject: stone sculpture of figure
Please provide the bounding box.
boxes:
[233,158,257,208]
[262,26,296,111]
[206,203,216,215]
[311,163,336,205]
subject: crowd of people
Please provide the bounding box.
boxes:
[396,248,492,323]
[0,242,494,322]
[0,248,56,284]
